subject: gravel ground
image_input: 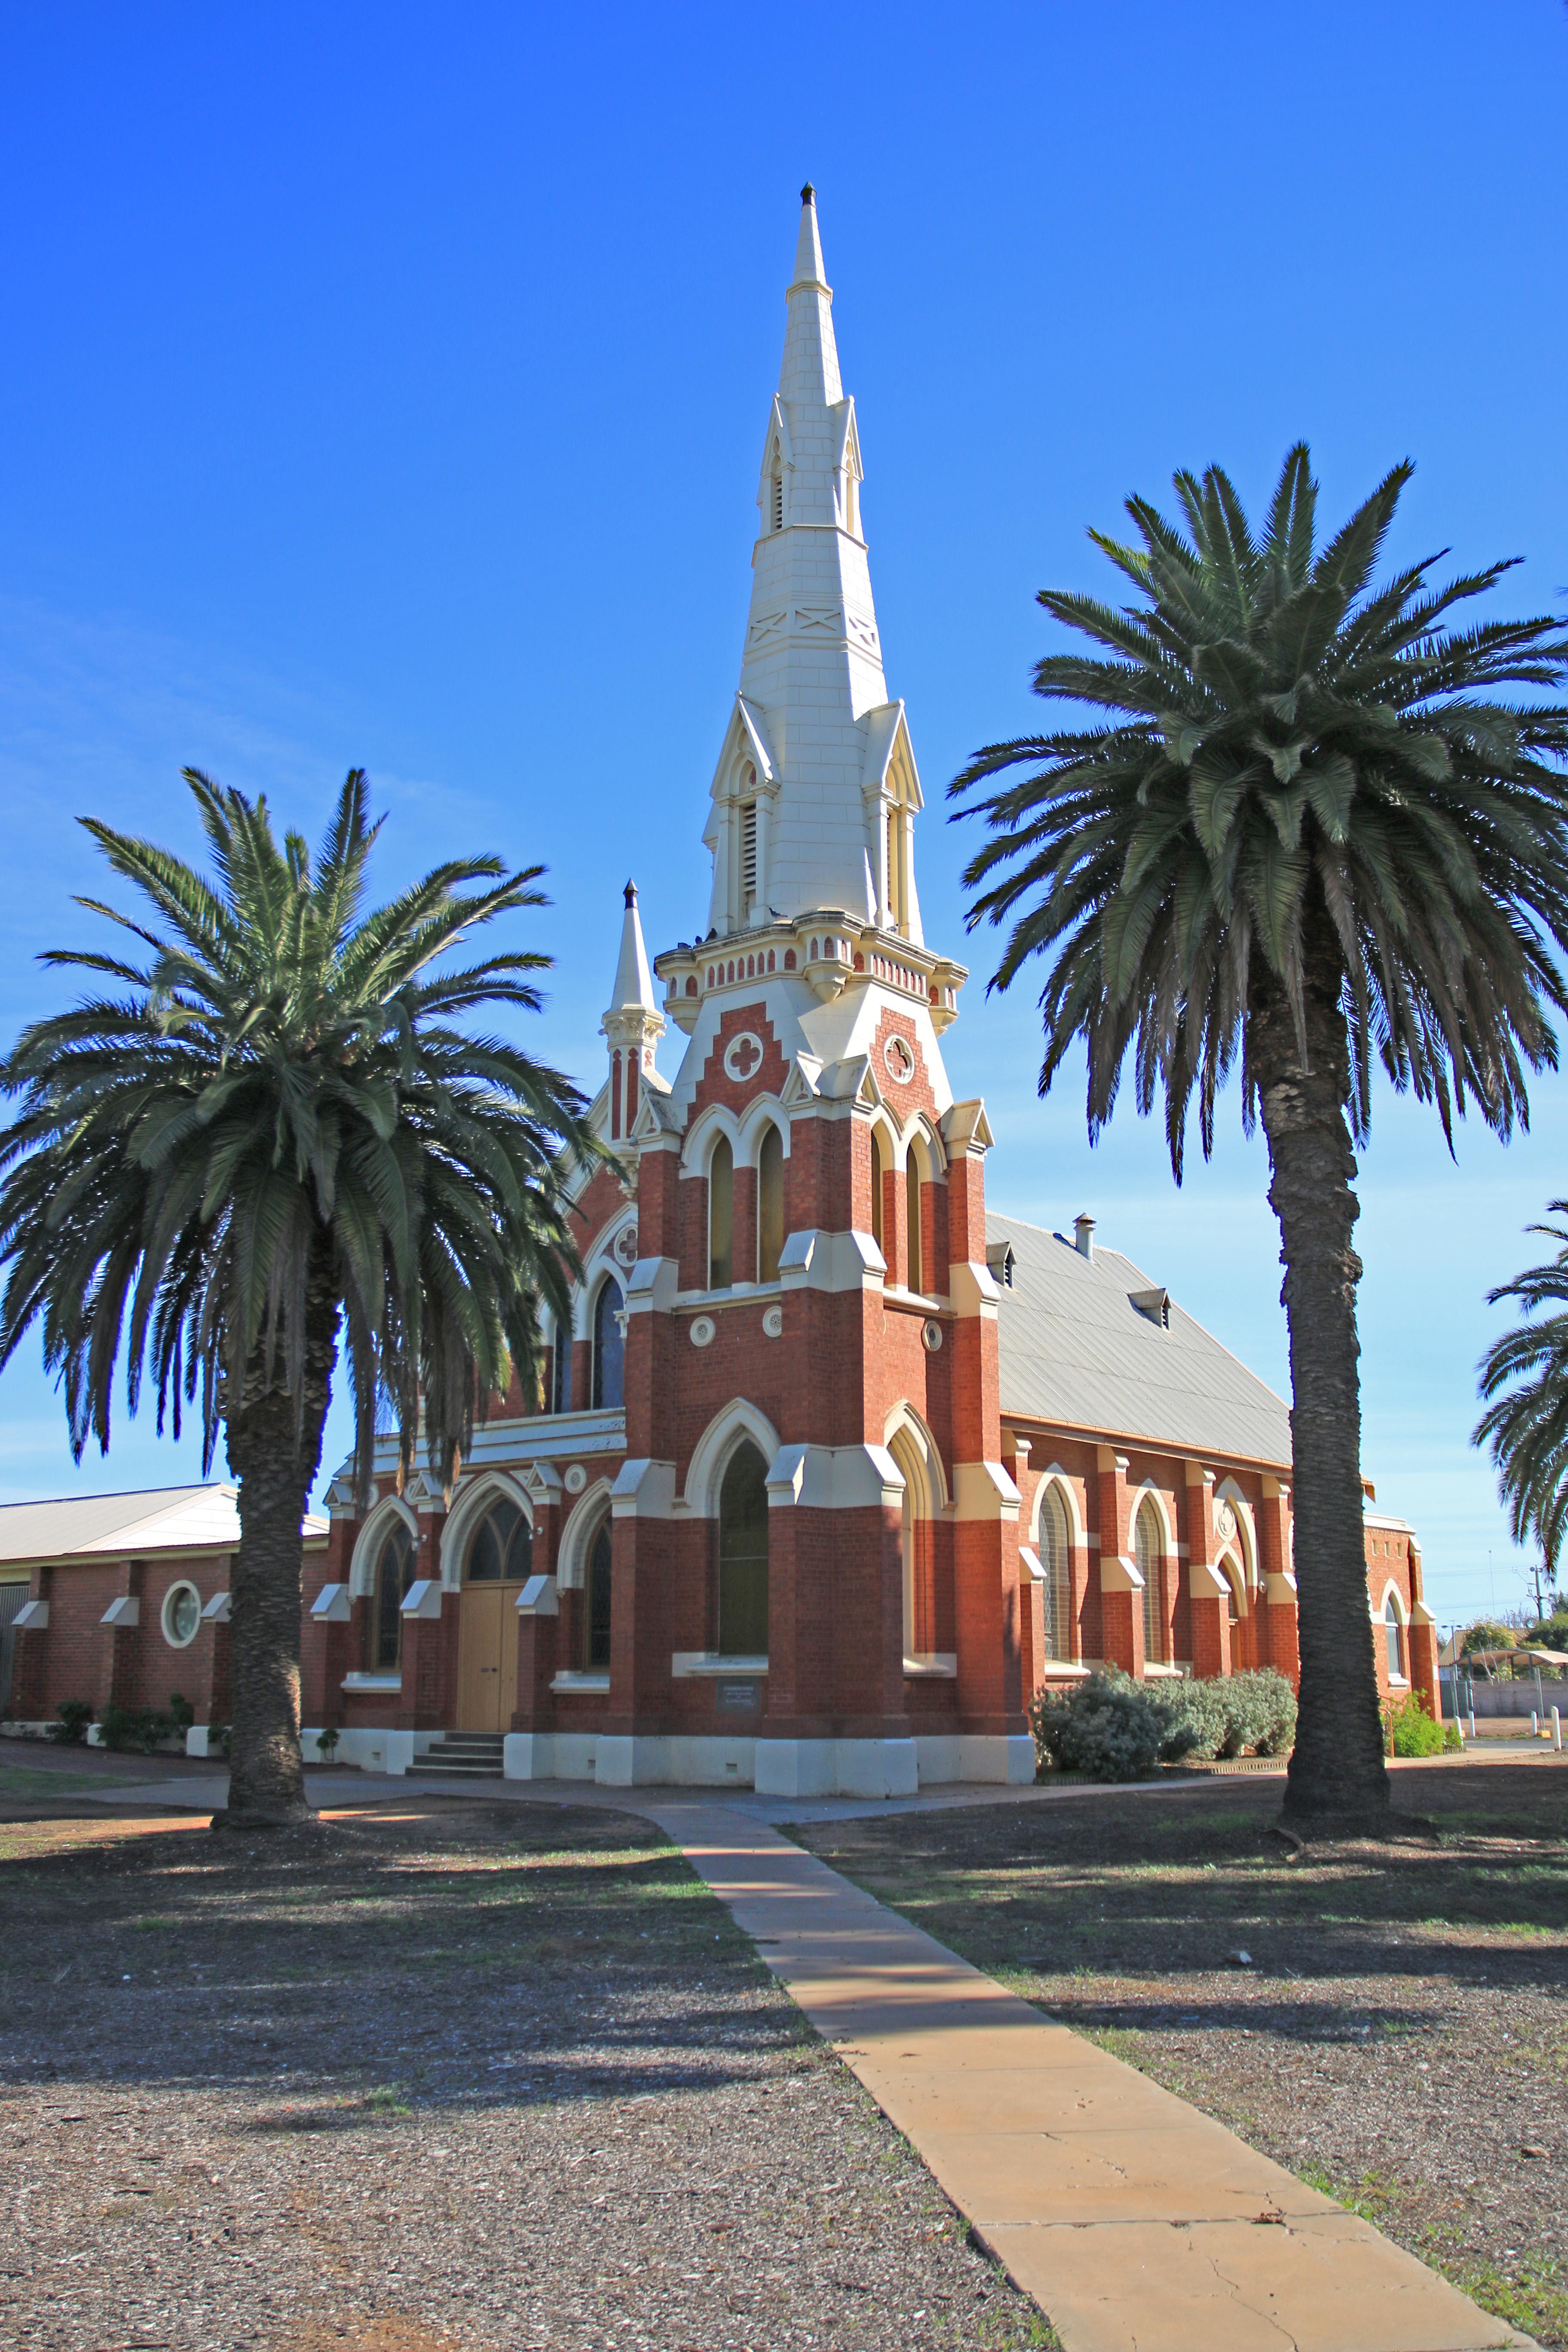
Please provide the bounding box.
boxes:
[794,1761,1568,2350]
[0,1777,1055,2352]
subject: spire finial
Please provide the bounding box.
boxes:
[623,878,637,909]
[801,181,815,205]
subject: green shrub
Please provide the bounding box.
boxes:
[1386,1687,1445,1757]
[1158,1667,1296,1761]
[1442,1718,1464,1752]
[98,1703,176,1755]
[314,1726,340,1760]
[167,1693,195,1735]
[208,1722,232,1758]
[46,1698,92,1746]
[1160,1676,1228,1761]
[1031,1670,1181,1781]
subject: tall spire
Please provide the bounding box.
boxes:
[780,183,841,409]
[609,878,657,1015]
[602,881,662,1145]
[700,189,924,944]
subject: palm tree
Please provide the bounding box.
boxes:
[0,769,599,1825]
[952,447,1568,1824]
[1476,1206,1568,1576]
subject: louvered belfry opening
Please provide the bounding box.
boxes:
[772,473,783,532]
[741,801,758,908]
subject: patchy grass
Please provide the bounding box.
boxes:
[795,1764,1568,2349]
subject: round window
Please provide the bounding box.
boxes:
[162,1582,202,1648]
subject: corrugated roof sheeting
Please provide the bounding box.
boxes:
[0,1483,327,1565]
[990,1213,1292,1470]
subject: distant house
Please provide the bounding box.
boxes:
[0,1486,327,1732]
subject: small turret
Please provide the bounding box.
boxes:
[601,880,663,1144]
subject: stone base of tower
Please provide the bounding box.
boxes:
[499,1727,1035,1795]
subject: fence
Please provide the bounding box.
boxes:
[1440,1669,1568,1719]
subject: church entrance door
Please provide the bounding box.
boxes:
[457,1585,523,1731]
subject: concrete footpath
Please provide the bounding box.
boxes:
[80,1766,1537,2351]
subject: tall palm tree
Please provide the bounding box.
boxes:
[1476,1206,1568,1576]
[952,447,1568,1824]
[0,769,599,1826]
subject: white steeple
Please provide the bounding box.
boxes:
[601,881,662,1146]
[703,186,924,947]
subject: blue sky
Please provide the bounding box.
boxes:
[2,2,1565,1632]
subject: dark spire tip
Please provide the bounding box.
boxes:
[801,182,815,205]
[623,879,637,908]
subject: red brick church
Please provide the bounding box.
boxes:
[2,192,1441,1788]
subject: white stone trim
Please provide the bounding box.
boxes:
[311,1583,352,1623]
[777,1227,886,1293]
[517,1574,558,1616]
[349,1494,419,1598]
[952,1461,1021,1522]
[101,1596,139,1628]
[612,1458,677,1519]
[671,1652,769,1676]
[400,1578,443,1620]
[556,1479,615,1590]
[683,1401,783,1519]
[766,1442,903,1511]
[438,1470,535,1591]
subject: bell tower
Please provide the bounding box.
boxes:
[607,192,1029,1800]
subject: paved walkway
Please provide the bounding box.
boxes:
[72,1766,1538,2350]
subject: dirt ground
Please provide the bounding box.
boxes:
[795,1759,1568,2350]
[0,1754,1055,2352]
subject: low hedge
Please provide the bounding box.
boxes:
[1030,1665,1298,1781]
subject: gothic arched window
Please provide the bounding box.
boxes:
[1384,1591,1404,1680]
[552,1310,573,1415]
[905,1150,923,1295]
[870,1126,887,1258]
[1038,1486,1070,1662]
[465,1496,533,1585]
[584,1518,612,1671]
[708,1135,734,1291]
[592,1279,624,1410]
[757,1124,784,1284]
[367,1519,416,1671]
[1135,1498,1163,1663]
[718,1442,769,1657]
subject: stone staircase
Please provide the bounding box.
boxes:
[416,1732,506,1782]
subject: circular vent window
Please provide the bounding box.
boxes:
[162,1582,202,1648]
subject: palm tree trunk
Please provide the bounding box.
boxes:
[1250,900,1389,1824]
[217,1248,340,1826]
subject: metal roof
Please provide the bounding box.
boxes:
[989,1213,1292,1472]
[0,1483,328,1567]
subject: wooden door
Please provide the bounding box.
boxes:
[457,1584,525,1731]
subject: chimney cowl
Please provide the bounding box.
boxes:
[1074,1213,1096,1261]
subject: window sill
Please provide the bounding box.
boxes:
[341,1672,401,1693]
[551,1671,609,1694]
[1143,1662,1186,1679]
[903,1653,957,1679]
[671,1652,768,1677]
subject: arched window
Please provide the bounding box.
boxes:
[1038,1486,1070,1662]
[585,1518,612,1670]
[718,1442,769,1656]
[465,1495,533,1585]
[1384,1592,1404,1680]
[905,1152,923,1295]
[367,1518,416,1671]
[708,1136,733,1290]
[870,1126,886,1257]
[592,1278,624,1410]
[552,1310,573,1415]
[1135,1498,1163,1663]
[757,1124,784,1284]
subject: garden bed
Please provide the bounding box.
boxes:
[793,1763,1568,2349]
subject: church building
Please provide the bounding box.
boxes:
[3,192,1441,1787]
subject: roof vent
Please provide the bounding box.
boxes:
[1074,1213,1095,1261]
[986,1240,1016,1289]
[1130,1286,1171,1329]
